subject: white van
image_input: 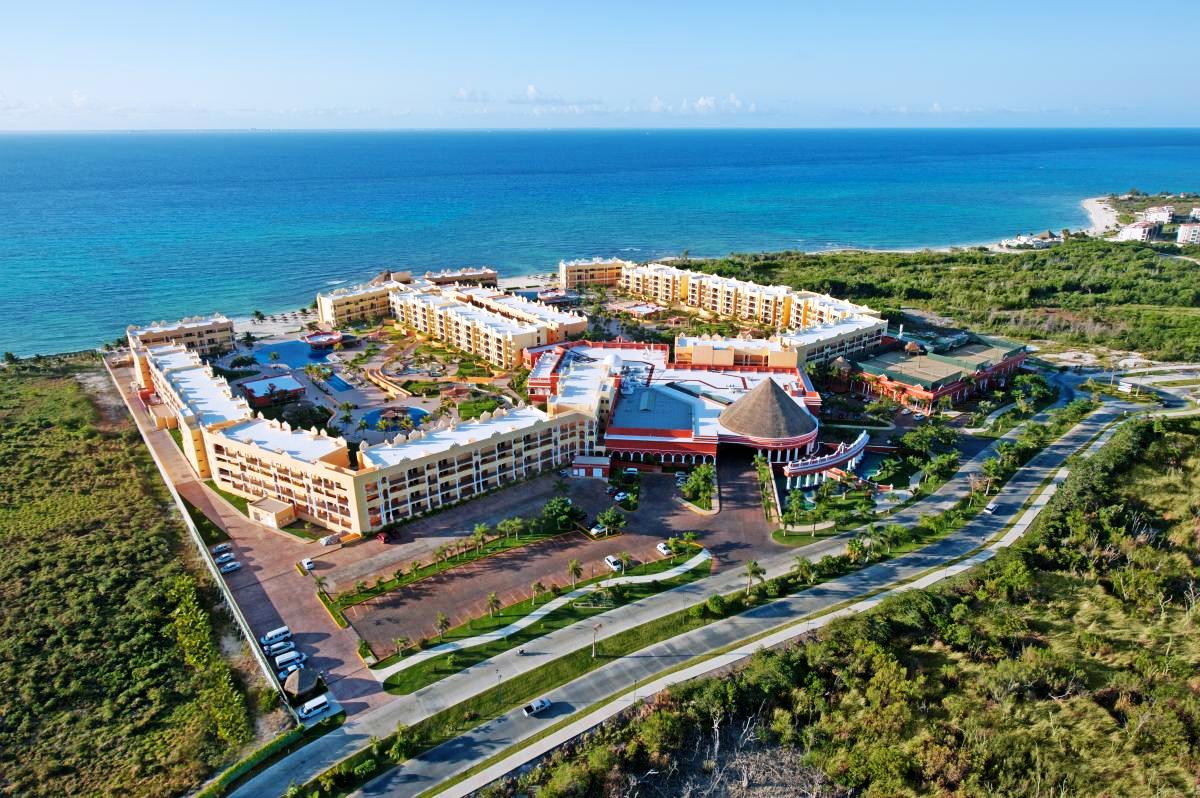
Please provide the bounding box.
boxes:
[983,500,999,515]
[265,640,295,657]
[298,694,330,719]
[259,626,291,647]
[275,650,306,669]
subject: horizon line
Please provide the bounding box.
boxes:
[2,125,1200,135]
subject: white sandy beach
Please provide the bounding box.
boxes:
[1082,196,1118,235]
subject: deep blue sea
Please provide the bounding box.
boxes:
[3,128,1200,356]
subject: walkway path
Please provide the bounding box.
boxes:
[369,549,712,682]
[360,399,1133,797]
[228,379,1122,798]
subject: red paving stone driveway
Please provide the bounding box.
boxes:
[344,449,781,654]
[110,365,388,716]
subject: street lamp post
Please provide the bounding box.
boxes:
[496,668,501,702]
[592,623,602,658]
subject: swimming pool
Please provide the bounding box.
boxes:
[325,373,353,392]
[257,340,330,368]
[364,406,429,429]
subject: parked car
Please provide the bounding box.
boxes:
[215,552,236,564]
[300,558,315,571]
[523,697,552,717]
[219,561,242,574]
[623,467,639,476]
[605,485,617,495]
[604,555,623,572]
[274,650,306,669]
[558,469,569,477]
[265,640,295,657]
[614,492,629,502]
[656,542,673,557]
[298,694,330,719]
[900,407,912,416]
[211,542,233,555]
[589,525,606,536]
[914,412,926,421]
[260,626,292,646]
[276,662,302,681]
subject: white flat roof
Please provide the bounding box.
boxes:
[220,418,345,463]
[360,406,549,468]
[319,280,406,300]
[398,291,539,336]
[129,314,231,336]
[781,315,885,347]
[677,335,786,351]
[147,348,249,427]
[241,374,304,394]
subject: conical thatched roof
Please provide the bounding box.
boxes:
[719,380,817,440]
[284,667,320,697]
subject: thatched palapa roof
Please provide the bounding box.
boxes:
[718,380,817,440]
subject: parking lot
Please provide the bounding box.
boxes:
[342,450,782,654]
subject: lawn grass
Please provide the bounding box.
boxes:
[181,495,231,545]
[196,712,345,798]
[381,557,711,693]
[401,380,443,396]
[205,479,250,514]
[457,396,500,420]
[1150,377,1200,388]
[169,426,185,451]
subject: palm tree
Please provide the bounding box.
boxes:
[617,551,634,572]
[393,636,408,657]
[793,556,815,586]
[567,558,582,589]
[486,592,501,618]
[253,309,266,322]
[313,574,328,594]
[531,580,546,605]
[682,531,699,547]
[846,537,866,564]
[472,523,489,554]
[435,611,450,640]
[744,559,766,595]
[268,350,280,363]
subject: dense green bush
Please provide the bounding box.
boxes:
[0,360,253,797]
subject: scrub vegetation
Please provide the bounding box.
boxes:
[0,357,255,798]
[493,417,1200,798]
[688,239,1200,359]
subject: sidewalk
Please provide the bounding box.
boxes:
[230,396,1127,798]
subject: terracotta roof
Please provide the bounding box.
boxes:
[718,380,817,440]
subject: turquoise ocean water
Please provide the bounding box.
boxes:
[2,128,1200,356]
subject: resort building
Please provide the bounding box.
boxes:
[127,314,234,359]
[422,267,499,287]
[849,335,1027,412]
[316,279,408,327]
[558,258,632,290]
[674,335,799,369]
[389,289,544,370]
[1191,208,1200,221]
[1117,221,1159,242]
[133,343,253,479]
[1141,206,1175,224]
[1177,223,1200,245]
[239,374,306,408]
[452,286,588,341]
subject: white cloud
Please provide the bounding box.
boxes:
[930,101,943,113]
[694,96,717,112]
[648,95,667,113]
[726,93,743,110]
[454,87,490,103]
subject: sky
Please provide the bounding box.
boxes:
[2,0,1197,130]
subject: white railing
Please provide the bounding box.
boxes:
[782,431,869,476]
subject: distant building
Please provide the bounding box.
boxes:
[1117,221,1159,242]
[852,335,1028,412]
[240,374,306,408]
[1000,231,1059,249]
[1141,206,1175,224]
[127,314,234,359]
[316,280,408,327]
[422,267,499,287]
[1178,223,1200,246]
[1191,207,1200,221]
[558,258,633,290]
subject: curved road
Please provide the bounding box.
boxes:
[237,369,1200,798]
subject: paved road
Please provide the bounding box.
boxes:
[229,373,1120,798]
[353,395,1133,797]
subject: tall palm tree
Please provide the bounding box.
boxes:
[313,574,328,594]
[486,592,501,618]
[531,581,546,605]
[472,524,489,554]
[744,559,766,594]
[567,558,582,589]
[393,636,408,657]
[846,537,866,564]
[435,612,450,640]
